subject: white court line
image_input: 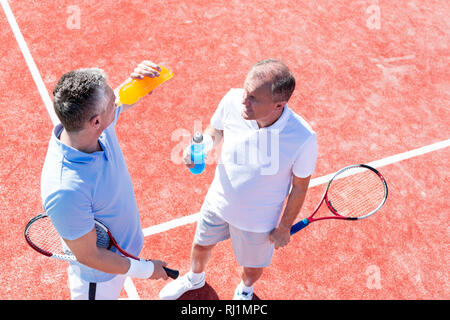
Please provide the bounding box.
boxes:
[1,0,59,125]
[143,212,201,237]
[142,138,450,237]
[4,0,449,298]
[122,277,141,300]
[383,54,415,63]
[0,0,140,299]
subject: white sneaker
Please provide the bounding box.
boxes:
[159,272,205,300]
[233,284,254,300]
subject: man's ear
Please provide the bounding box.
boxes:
[89,114,101,130]
[275,100,287,111]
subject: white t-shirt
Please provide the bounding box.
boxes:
[203,88,318,232]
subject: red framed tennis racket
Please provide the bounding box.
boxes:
[290,164,388,235]
[24,213,179,279]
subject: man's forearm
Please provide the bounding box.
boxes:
[77,247,131,275]
[270,178,310,249]
[64,228,131,275]
[278,181,310,230]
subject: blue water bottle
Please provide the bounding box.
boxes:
[189,132,206,175]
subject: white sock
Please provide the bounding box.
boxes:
[187,271,204,284]
[239,280,253,293]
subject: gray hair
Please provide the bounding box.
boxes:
[53,68,108,132]
[248,59,296,102]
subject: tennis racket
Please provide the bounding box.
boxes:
[290,164,388,235]
[24,213,179,279]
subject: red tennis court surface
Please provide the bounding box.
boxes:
[0,0,448,300]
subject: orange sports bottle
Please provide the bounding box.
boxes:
[118,65,173,105]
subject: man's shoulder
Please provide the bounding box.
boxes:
[41,166,92,200]
[285,109,316,137]
[227,88,244,96]
[221,88,243,104]
[214,88,244,123]
[41,146,95,200]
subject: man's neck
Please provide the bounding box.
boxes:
[59,128,102,154]
[256,107,284,129]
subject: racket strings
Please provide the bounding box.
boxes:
[27,217,112,257]
[94,224,111,249]
[26,219,66,255]
[327,168,386,218]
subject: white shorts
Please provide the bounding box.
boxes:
[194,207,274,268]
[67,265,126,300]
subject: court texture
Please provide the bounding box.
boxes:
[0,0,448,300]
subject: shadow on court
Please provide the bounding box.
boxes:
[177,281,260,300]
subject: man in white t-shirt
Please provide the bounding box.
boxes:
[160,59,318,300]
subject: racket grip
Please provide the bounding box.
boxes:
[290,218,309,235]
[164,267,179,279]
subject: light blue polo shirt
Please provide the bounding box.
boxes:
[41,106,144,283]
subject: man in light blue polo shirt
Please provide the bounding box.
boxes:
[41,61,169,300]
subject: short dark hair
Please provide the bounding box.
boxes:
[249,59,296,102]
[53,68,107,132]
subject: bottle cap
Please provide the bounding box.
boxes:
[192,132,203,143]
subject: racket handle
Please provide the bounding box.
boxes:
[164,267,179,279]
[290,218,310,235]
